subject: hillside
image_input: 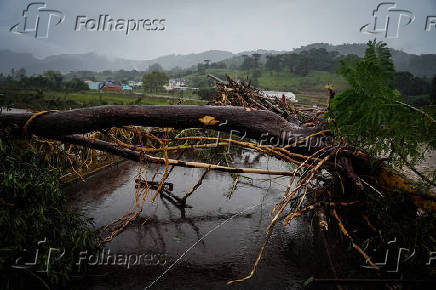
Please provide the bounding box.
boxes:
[0,50,233,75]
[1,43,435,77]
[293,43,436,77]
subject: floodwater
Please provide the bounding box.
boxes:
[66,151,332,290]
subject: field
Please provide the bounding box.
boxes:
[0,90,207,110]
[1,68,350,109]
[45,91,206,105]
[182,68,349,92]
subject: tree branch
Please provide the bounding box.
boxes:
[57,135,297,176]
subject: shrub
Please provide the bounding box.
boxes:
[0,131,97,288]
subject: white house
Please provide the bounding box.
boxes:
[128,81,143,88]
[262,90,297,102]
[164,79,188,90]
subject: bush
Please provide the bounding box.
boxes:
[0,132,97,288]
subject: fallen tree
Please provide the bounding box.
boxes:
[1,41,435,286]
[1,105,310,140]
[1,94,434,284]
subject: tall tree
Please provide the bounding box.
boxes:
[295,56,309,76]
[142,71,169,93]
[44,71,63,90]
[65,77,88,92]
[252,53,261,69]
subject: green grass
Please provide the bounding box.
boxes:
[181,68,348,106]
[44,91,206,106]
[258,70,348,92]
[182,68,348,91]
[295,93,328,106]
[146,89,204,100]
[0,90,206,111]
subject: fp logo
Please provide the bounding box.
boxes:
[10,2,65,39]
[360,2,415,38]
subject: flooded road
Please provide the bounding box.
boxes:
[66,152,330,289]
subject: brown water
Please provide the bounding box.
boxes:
[66,153,331,290]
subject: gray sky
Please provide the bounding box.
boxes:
[0,0,434,60]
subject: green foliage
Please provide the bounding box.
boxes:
[1,72,89,94]
[64,77,89,92]
[264,48,343,74]
[393,71,431,98]
[43,71,63,90]
[196,87,216,100]
[142,71,169,93]
[0,132,97,288]
[327,40,435,167]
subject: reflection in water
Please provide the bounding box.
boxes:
[67,152,330,289]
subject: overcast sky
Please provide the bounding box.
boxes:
[0,0,434,60]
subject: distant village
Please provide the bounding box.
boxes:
[84,79,190,92]
[83,78,297,102]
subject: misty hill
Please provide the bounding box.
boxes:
[0,43,435,77]
[0,50,233,75]
[150,50,233,71]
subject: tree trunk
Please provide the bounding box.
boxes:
[0,105,321,148]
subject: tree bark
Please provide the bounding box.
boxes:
[0,105,314,140]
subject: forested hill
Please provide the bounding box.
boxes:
[292,43,436,77]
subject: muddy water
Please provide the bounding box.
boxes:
[67,152,330,289]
